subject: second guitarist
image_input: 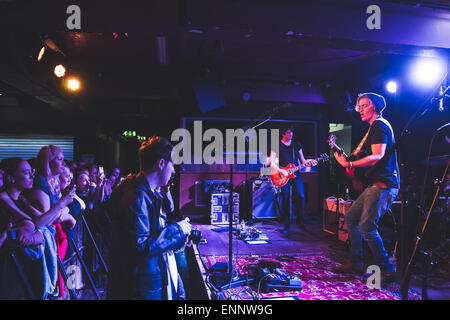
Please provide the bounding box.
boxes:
[269,125,317,233]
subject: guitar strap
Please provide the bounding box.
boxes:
[351,126,372,157]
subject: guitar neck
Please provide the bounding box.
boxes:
[292,158,317,172]
[330,144,349,159]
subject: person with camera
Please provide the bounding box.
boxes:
[107,136,191,300]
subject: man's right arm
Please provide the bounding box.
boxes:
[269,151,288,177]
[124,191,188,258]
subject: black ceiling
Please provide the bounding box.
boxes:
[0,0,449,136]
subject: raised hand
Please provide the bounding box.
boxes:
[60,185,76,206]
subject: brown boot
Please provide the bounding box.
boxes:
[332,262,364,275]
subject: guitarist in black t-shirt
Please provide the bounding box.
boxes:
[332,93,399,282]
[269,125,317,233]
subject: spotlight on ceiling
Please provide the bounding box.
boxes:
[410,58,446,87]
[242,90,252,102]
[66,77,81,92]
[37,46,46,62]
[54,64,66,78]
[386,80,397,93]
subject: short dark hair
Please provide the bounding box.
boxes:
[0,158,28,186]
[281,124,294,135]
[138,136,173,171]
[0,157,27,176]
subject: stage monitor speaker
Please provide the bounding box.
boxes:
[252,179,279,219]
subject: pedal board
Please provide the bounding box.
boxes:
[264,280,303,292]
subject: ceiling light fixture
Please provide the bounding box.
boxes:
[54,64,66,78]
[37,46,46,62]
[66,77,81,92]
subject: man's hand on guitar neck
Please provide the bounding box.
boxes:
[334,152,350,168]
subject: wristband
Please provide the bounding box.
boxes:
[349,161,353,169]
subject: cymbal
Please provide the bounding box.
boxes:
[420,155,450,167]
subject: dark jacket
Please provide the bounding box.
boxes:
[107,172,186,300]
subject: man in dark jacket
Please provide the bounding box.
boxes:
[107,137,191,300]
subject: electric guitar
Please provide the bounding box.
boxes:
[270,153,330,187]
[328,134,366,193]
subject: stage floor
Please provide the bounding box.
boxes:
[191,217,450,300]
[193,219,332,257]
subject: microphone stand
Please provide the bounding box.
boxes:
[399,124,450,299]
[401,159,449,300]
[223,103,288,288]
[397,83,448,299]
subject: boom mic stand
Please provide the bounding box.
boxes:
[400,127,450,299]
[221,103,289,289]
[397,83,449,300]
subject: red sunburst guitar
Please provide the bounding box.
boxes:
[328,134,366,193]
[270,153,330,187]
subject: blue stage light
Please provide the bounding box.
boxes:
[410,58,446,87]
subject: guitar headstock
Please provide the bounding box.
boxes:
[327,133,346,157]
[328,134,336,147]
[318,153,330,163]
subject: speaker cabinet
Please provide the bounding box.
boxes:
[252,179,279,219]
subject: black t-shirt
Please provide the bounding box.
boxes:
[362,118,399,189]
[0,197,30,227]
[278,140,303,167]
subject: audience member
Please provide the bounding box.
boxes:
[0,168,4,189]
[59,166,86,220]
[26,145,76,298]
[107,137,190,300]
[87,164,99,187]
[0,157,75,299]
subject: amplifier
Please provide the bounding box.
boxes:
[322,197,353,241]
[252,179,279,219]
[323,197,339,235]
[195,180,231,207]
[338,200,353,243]
[210,192,239,225]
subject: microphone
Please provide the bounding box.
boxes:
[431,86,450,112]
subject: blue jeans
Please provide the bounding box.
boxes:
[345,186,398,272]
[280,173,305,227]
[135,273,186,300]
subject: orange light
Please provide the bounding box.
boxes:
[54,64,66,78]
[66,77,81,91]
[37,46,45,62]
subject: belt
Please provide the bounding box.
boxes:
[372,182,389,189]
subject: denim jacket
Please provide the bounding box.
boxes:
[107,172,186,299]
